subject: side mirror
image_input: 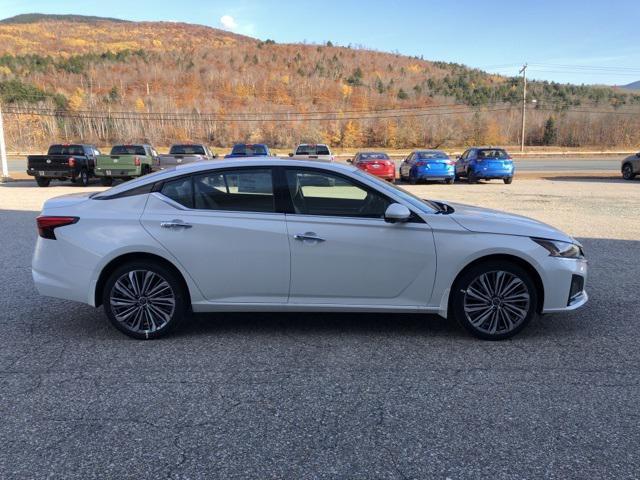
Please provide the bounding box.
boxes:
[346,158,353,164]
[636,152,640,158]
[384,203,411,223]
[288,153,294,157]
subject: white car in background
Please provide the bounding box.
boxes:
[32,159,587,340]
[289,144,335,162]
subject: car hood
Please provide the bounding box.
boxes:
[447,202,575,243]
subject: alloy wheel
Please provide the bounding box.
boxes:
[109,270,176,334]
[463,270,530,335]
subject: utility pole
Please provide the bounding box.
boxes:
[519,63,527,152]
[0,102,11,183]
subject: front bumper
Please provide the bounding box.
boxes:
[540,257,588,313]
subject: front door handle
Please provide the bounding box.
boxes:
[294,232,325,242]
[161,220,192,229]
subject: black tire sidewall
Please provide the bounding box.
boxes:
[450,260,538,340]
[36,177,50,187]
[102,260,188,339]
[622,165,633,180]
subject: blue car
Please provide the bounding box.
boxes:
[399,150,456,184]
[224,143,271,159]
[455,147,515,184]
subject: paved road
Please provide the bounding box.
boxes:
[1,181,639,479]
[5,155,624,174]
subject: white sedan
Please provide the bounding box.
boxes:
[32,159,588,340]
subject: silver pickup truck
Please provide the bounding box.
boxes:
[157,144,217,169]
[288,144,335,162]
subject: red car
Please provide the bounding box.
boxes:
[349,152,396,182]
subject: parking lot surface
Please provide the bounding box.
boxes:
[1,176,639,479]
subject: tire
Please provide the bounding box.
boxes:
[409,176,417,185]
[467,170,478,184]
[450,260,538,340]
[622,163,636,180]
[78,169,90,187]
[36,177,50,187]
[102,260,189,340]
[503,177,513,184]
[100,177,114,187]
[445,177,454,185]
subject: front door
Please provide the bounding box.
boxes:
[141,167,290,303]
[283,168,436,307]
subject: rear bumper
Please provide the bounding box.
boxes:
[363,169,395,180]
[473,169,514,179]
[95,166,142,177]
[414,166,455,180]
[27,169,74,178]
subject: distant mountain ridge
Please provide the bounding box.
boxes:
[0,13,129,24]
[621,80,640,91]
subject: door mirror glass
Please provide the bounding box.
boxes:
[384,203,411,223]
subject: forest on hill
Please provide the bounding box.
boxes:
[0,15,639,150]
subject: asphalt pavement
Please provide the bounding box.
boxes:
[0,179,639,479]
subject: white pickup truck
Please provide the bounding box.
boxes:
[157,144,217,169]
[288,144,335,162]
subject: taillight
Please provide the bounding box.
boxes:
[134,156,141,166]
[415,161,426,167]
[445,160,455,165]
[36,216,79,240]
[68,157,76,167]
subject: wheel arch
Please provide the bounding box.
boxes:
[446,253,545,315]
[94,252,192,308]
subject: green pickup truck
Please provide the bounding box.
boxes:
[95,144,158,186]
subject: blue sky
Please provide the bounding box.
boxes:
[2,0,639,85]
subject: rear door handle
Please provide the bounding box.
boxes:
[294,232,325,242]
[161,220,192,229]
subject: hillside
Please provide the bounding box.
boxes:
[621,80,640,91]
[0,14,639,150]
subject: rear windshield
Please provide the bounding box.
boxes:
[296,145,331,155]
[170,145,206,155]
[477,149,509,159]
[48,145,85,156]
[111,145,146,156]
[360,153,389,160]
[231,144,267,155]
[417,151,448,160]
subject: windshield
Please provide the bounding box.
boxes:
[170,145,206,155]
[111,145,146,156]
[360,153,389,160]
[354,169,443,214]
[417,151,448,160]
[477,149,509,159]
[232,144,267,155]
[48,145,84,156]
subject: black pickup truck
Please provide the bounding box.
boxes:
[27,144,101,187]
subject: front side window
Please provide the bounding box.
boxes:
[286,169,390,218]
[193,168,275,213]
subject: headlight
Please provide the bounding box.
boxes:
[532,238,584,259]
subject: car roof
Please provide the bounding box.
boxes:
[94,158,358,198]
[414,149,447,154]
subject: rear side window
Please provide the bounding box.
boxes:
[161,177,194,208]
[111,145,146,156]
[48,145,84,156]
[193,168,275,213]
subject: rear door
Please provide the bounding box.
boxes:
[141,167,290,303]
[283,167,436,307]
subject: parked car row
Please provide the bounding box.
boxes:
[27,142,516,187]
